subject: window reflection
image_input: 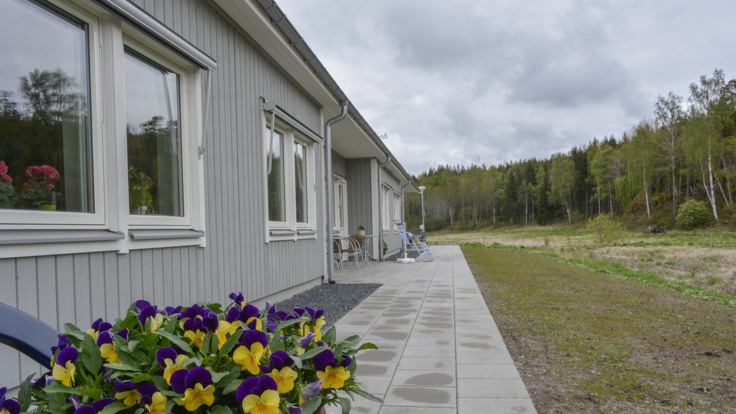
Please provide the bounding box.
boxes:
[125,50,183,216]
[0,0,92,212]
[294,141,307,223]
[266,127,285,222]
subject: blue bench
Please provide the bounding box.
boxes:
[0,302,58,368]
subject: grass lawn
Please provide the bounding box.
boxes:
[462,243,736,413]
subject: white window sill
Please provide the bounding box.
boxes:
[0,229,205,259]
[267,228,317,242]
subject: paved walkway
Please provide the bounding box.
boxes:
[326,245,537,414]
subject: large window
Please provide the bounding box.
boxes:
[0,0,208,256]
[265,120,315,239]
[382,186,390,233]
[0,0,93,213]
[393,192,402,232]
[125,50,183,217]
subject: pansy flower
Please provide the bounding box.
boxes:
[215,318,240,350]
[157,347,189,385]
[96,329,128,364]
[313,350,351,390]
[86,318,112,341]
[142,392,167,414]
[235,375,279,414]
[138,304,164,333]
[229,292,246,309]
[0,387,20,414]
[170,367,215,411]
[295,332,315,356]
[52,347,79,386]
[50,334,72,365]
[73,398,113,414]
[238,304,263,331]
[261,350,298,393]
[233,329,268,374]
[114,381,156,407]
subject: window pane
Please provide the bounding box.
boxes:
[294,141,307,223]
[125,50,183,216]
[266,127,285,222]
[0,0,92,212]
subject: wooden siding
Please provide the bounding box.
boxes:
[331,151,347,178]
[0,0,326,386]
[346,159,374,235]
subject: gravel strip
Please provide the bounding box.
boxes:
[274,283,382,326]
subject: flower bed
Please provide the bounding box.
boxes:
[2,293,381,413]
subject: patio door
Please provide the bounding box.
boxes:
[333,176,348,235]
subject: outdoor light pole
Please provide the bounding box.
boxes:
[418,186,426,239]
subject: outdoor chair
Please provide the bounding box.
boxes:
[393,218,434,261]
[348,234,368,266]
[0,301,58,367]
[332,239,344,273]
[335,236,362,270]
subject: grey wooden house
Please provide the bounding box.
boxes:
[0,0,415,386]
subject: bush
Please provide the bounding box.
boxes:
[586,214,624,246]
[677,200,712,230]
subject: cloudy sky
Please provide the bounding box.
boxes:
[277,0,736,176]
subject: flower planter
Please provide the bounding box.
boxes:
[39,204,56,211]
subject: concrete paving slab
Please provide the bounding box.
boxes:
[330,245,537,413]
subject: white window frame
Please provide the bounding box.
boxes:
[263,114,317,242]
[0,0,208,258]
[393,192,401,233]
[332,176,348,236]
[381,185,390,234]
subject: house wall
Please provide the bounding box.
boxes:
[346,158,373,236]
[0,0,327,386]
[331,151,347,179]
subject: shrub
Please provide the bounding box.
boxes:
[677,200,712,230]
[586,214,624,246]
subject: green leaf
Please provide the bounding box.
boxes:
[352,387,384,403]
[322,325,337,344]
[127,339,141,353]
[339,397,352,414]
[291,355,303,369]
[18,373,35,410]
[357,342,379,352]
[103,363,140,371]
[155,330,193,354]
[63,323,85,341]
[133,408,144,414]
[81,334,102,375]
[152,374,169,391]
[300,396,323,414]
[209,406,234,414]
[101,401,131,414]
[299,345,329,361]
[47,389,70,413]
[222,378,244,395]
[340,335,361,350]
[44,385,101,400]
[210,370,230,384]
[275,317,306,334]
[219,329,243,356]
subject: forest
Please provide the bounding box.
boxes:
[404,69,736,232]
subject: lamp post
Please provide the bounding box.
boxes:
[418,186,426,239]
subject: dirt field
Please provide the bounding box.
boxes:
[462,244,736,413]
[432,226,736,297]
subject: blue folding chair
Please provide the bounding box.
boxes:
[0,302,57,367]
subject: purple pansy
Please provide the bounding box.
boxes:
[312,349,351,372]
[90,318,113,333]
[226,306,241,323]
[301,379,323,401]
[0,387,20,414]
[261,350,293,373]
[234,375,277,402]
[73,398,113,414]
[138,304,160,326]
[240,329,268,349]
[57,346,79,366]
[51,334,72,355]
[164,305,182,316]
[229,292,245,308]
[170,366,213,395]
[156,347,179,369]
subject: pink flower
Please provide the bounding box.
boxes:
[45,182,55,189]
[1,175,11,184]
[0,161,7,176]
